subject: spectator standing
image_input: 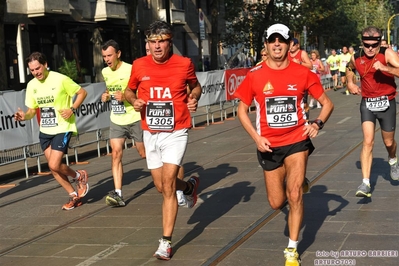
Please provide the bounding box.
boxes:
[14,52,89,210]
[346,26,399,197]
[204,57,210,71]
[124,20,202,260]
[235,23,333,266]
[100,39,146,207]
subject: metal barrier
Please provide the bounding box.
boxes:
[0,147,29,178]
[66,129,103,165]
[25,142,44,174]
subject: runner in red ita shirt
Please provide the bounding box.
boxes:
[346,26,399,198]
[124,20,202,261]
[235,23,334,266]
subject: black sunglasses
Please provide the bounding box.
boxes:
[362,42,380,49]
[267,34,290,44]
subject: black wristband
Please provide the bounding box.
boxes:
[312,119,324,130]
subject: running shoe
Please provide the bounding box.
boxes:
[176,190,187,207]
[355,182,371,197]
[105,191,126,207]
[62,196,82,210]
[303,177,310,194]
[75,170,89,197]
[284,248,301,266]
[389,159,399,180]
[153,238,172,260]
[186,176,199,208]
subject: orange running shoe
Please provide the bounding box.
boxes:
[75,170,89,197]
[62,196,82,210]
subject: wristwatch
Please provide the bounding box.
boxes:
[70,107,76,113]
[313,119,324,130]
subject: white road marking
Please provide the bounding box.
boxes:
[75,242,128,266]
[337,117,352,124]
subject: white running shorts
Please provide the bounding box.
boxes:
[143,128,188,169]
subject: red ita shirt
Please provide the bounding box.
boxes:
[128,54,198,132]
[234,62,324,147]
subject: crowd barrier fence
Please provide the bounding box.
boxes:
[3,67,352,178]
[1,69,250,177]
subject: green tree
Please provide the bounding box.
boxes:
[299,0,394,56]
[299,0,357,56]
[0,0,7,90]
[354,0,393,36]
[223,0,302,63]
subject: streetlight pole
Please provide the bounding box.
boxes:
[387,13,399,44]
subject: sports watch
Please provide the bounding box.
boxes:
[70,107,76,113]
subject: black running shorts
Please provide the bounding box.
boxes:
[360,98,396,132]
[257,139,315,171]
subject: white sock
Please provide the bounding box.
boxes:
[115,189,122,197]
[389,157,397,165]
[363,178,370,185]
[287,238,298,249]
[69,191,77,197]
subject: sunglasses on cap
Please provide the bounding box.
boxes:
[362,42,380,48]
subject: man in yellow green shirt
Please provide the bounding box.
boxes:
[15,52,89,210]
[338,46,352,94]
[326,49,340,90]
[101,40,146,207]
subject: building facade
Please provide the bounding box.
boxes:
[3,0,225,91]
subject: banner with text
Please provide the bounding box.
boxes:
[224,68,250,101]
[196,70,225,107]
[0,90,39,150]
[75,82,111,133]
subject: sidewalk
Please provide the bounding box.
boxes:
[0,88,398,266]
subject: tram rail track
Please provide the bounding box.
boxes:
[0,105,389,264]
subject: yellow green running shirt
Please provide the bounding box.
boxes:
[102,61,141,125]
[25,71,81,134]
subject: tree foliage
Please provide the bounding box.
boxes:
[222,0,394,60]
[223,0,301,61]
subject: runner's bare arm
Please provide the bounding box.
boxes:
[73,88,87,110]
[187,81,202,112]
[124,87,137,105]
[237,101,272,152]
[14,107,36,121]
[187,81,201,101]
[301,51,313,69]
[374,48,399,77]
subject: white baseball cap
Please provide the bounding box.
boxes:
[266,23,291,40]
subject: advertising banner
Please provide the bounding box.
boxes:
[224,68,250,101]
[0,90,39,150]
[74,82,111,133]
[196,70,225,107]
